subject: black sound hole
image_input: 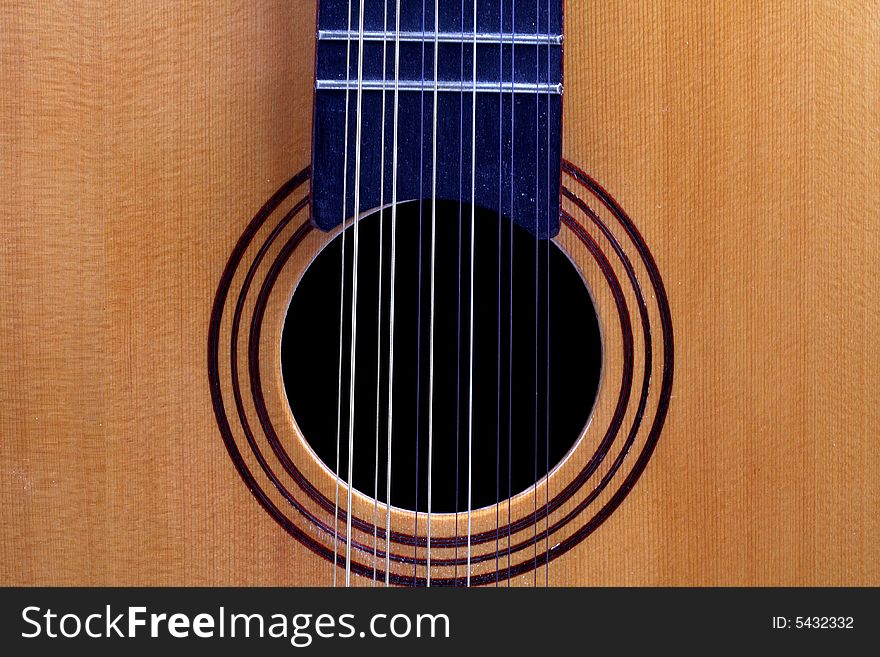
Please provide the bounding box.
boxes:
[282,202,602,514]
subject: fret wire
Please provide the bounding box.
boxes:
[318,29,562,45]
[317,80,562,94]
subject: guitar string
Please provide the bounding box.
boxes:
[330,1,560,588]
[466,0,477,588]
[413,0,427,585]
[426,0,440,588]
[344,0,367,588]
[494,0,504,588]
[507,0,515,587]
[385,0,402,588]
[533,0,540,588]
[372,0,390,587]
[332,0,355,589]
[453,0,466,585]
[545,0,552,588]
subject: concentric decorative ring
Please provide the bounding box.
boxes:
[208,162,674,586]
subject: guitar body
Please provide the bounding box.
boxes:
[1,1,878,586]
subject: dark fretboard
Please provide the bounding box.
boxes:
[312,0,564,239]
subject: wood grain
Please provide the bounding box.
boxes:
[1,1,877,585]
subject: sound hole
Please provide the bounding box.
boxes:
[281,201,601,514]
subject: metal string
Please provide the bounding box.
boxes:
[344,0,367,588]
[533,0,541,587]
[412,0,427,586]
[328,0,558,589]
[385,0,402,588]
[466,0,477,588]
[426,0,440,587]
[372,0,391,586]
[494,0,504,588]
[332,0,355,589]
[545,0,552,589]
[453,0,466,584]
[506,0,515,587]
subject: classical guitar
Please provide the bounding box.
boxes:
[2,1,877,588]
[211,0,675,586]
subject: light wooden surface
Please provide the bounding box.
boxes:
[1,1,877,586]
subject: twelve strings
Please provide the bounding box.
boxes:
[332,0,555,587]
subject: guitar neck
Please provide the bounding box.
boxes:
[311,0,565,238]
